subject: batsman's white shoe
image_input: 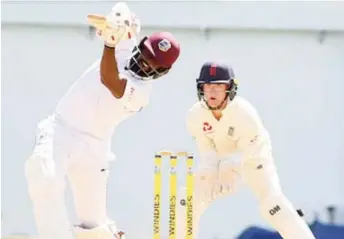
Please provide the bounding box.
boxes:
[74,221,126,239]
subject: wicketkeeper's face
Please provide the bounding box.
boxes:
[203,83,228,108]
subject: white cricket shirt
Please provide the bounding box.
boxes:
[186,96,273,167]
[55,39,152,140]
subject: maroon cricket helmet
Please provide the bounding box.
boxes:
[127,31,181,80]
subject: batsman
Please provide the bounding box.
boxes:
[177,62,316,239]
[25,2,180,239]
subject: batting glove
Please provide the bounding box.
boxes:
[88,2,141,47]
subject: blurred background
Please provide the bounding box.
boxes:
[1,1,344,239]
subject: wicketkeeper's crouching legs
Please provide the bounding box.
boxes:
[175,157,316,239]
[241,158,315,239]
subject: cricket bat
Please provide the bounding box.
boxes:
[87,2,132,30]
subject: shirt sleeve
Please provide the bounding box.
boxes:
[117,74,151,112]
[236,103,273,164]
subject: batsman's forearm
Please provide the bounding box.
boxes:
[100,46,120,82]
[100,45,126,98]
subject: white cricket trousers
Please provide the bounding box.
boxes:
[25,115,114,239]
[177,155,315,239]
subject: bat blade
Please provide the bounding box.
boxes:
[87,14,107,30]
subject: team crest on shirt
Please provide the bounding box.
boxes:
[228,126,235,136]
